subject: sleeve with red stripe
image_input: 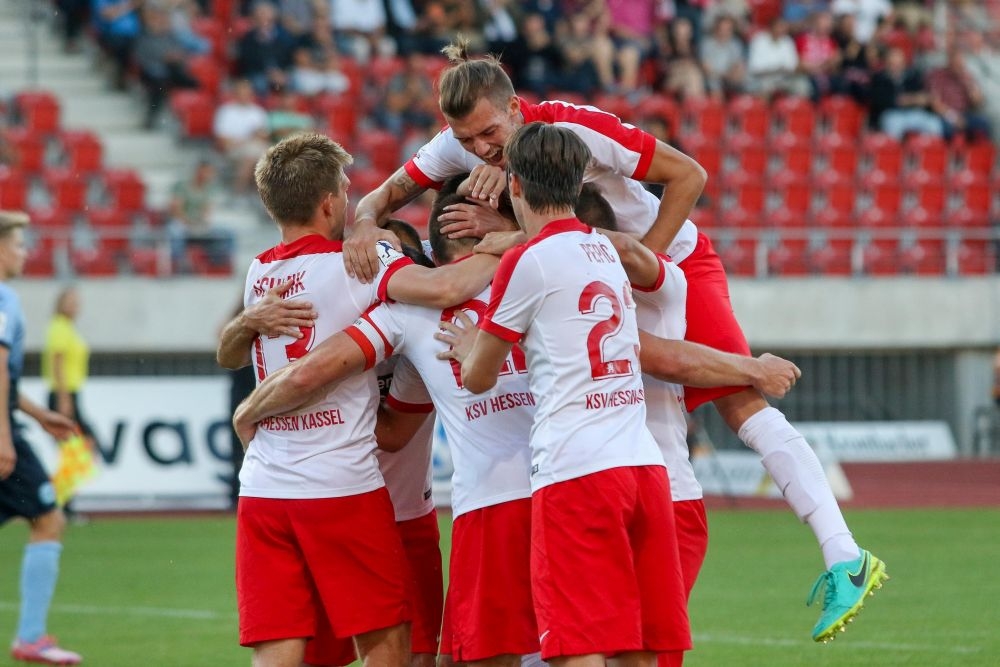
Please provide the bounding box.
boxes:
[481,243,542,343]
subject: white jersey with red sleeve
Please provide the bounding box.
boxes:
[479,219,665,492]
[346,281,535,518]
[403,98,698,262]
[633,255,703,502]
[240,234,413,500]
[374,355,436,522]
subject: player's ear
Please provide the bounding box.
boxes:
[508,172,523,199]
[507,95,520,116]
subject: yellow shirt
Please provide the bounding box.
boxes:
[42,314,89,392]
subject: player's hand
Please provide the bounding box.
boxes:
[439,198,519,240]
[434,310,477,364]
[465,165,507,208]
[0,437,16,480]
[751,353,801,399]
[243,279,317,338]
[344,220,401,283]
[233,404,258,452]
[474,230,527,256]
[37,410,77,441]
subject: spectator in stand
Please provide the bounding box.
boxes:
[869,46,943,140]
[673,0,709,47]
[993,347,1000,408]
[375,52,437,135]
[91,0,141,90]
[747,16,810,98]
[834,11,878,101]
[163,0,212,55]
[268,90,316,140]
[660,16,707,100]
[290,47,351,96]
[55,0,90,53]
[237,1,298,95]
[328,0,396,62]
[699,14,746,99]
[830,0,892,44]
[510,13,562,97]
[134,3,201,130]
[408,1,454,55]
[927,46,992,142]
[702,0,749,34]
[604,0,662,94]
[213,79,270,195]
[960,31,1000,141]
[557,12,603,95]
[167,160,234,271]
[481,0,520,56]
[448,1,487,53]
[782,0,828,31]
[278,0,318,36]
[796,10,844,100]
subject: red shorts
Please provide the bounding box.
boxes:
[673,499,709,599]
[236,490,410,648]
[441,499,538,661]
[399,509,445,655]
[679,232,752,411]
[531,467,691,659]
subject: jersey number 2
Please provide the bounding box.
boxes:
[579,281,633,380]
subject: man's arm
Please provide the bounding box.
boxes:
[597,229,663,289]
[386,255,500,309]
[346,167,428,282]
[232,331,369,449]
[375,404,431,452]
[435,310,514,394]
[18,393,76,441]
[639,140,708,254]
[638,331,801,398]
[216,280,317,369]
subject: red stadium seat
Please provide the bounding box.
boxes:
[948,170,992,215]
[813,208,855,229]
[903,206,942,228]
[689,207,716,230]
[856,206,897,228]
[812,172,855,215]
[769,132,812,174]
[860,171,902,214]
[170,90,216,139]
[720,173,766,215]
[355,130,402,175]
[593,94,634,123]
[902,169,946,213]
[28,206,74,231]
[59,130,103,174]
[898,238,946,275]
[103,169,146,212]
[14,91,61,135]
[72,244,120,277]
[957,239,994,275]
[23,244,57,277]
[685,135,722,179]
[190,16,228,61]
[3,128,47,173]
[904,134,948,175]
[186,246,232,276]
[725,133,768,174]
[727,95,769,139]
[767,238,811,275]
[211,0,236,20]
[369,56,406,88]
[682,97,725,139]
[348,166,390,204]
[771,96,815,139]
[767,208,809,228]
[391,202,433,232]
[44,167,89,212]
[860,134,903,176]
[0,169,28,210]
[953,140,996,176]
[815,133,859,179]
[809,238,854,275]
[818,96,865,137]
[769,170,811,214]
[315,94,359,148]
[862,238,900,275]
[713,234,757,276]
[129,247,165,276]
[188,55,224,96]
[635,95,681,135]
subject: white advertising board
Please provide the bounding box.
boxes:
[793,421,958,462]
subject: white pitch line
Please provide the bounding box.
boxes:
[694,632,981,655]
[0,601,237,621]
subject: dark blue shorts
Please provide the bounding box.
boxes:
[0,433,57,524]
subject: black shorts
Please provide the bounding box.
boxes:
[0,433,57,525]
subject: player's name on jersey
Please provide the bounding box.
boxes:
[584,388,645,410]
[252,271,306,298]
[579,242,618,264]
[259,408,346,432]
[465,391,536,421]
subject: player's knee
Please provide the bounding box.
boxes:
[30,508,66,542]
[355,622,410,667]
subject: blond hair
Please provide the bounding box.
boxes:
[254,132,353,225]
[0,210,29,239]
[439,37,515,119]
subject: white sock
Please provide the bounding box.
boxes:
[739,407,861,569]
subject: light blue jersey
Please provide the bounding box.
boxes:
[0,282,26,422]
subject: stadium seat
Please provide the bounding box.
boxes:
[59,130,103,174]
[170,90,215,139]
[186,246,232,276]
[211,0,236,21]
[812,172,855,215]
[769,132,812,174]
[860,134,903,176]
[813,208,856,229]
[720,173,766,215]
[862,238,900,275]
[356,130,402,175]
[635,95,681,135]
[725,133,768,174]
[904,134,948,175]
[187,55,224,96]
[190,16,227,61]
[898,238,946,275]
[818,95,865,137]
[948,170,992,215]
[103,169,146,212]
[953,140,996,176]
[3,128,47,173]
[809,238,854,275]
[348,166,390,204]
[391,202,433,232]
[129,247,165,276]
[689,207,716,230]
[903,206,942,228]
[957,239,994,275]
[856,206,897,229]
[315,94,359,148]
[682,97,725,139]
[420,56,450,86]
[593,93,634,122]
[684,135,722,179]
[14,91,61,135]
[44,167,89,212]
[23,244,57,277]
[727,95,769,139]
[771,96,815,139]
[859,171,902,214]
[368,56,406,88]
[71,243,120,277]
[902,170,946,213]
[767,238,811,276]
[768,170,811,214]
[814,133,859,179]
[0,169,28,210]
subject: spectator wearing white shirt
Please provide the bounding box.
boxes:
[328,0,395,62]
[213,79,270,195]
[831,0,892,45]
[747,16,810,98]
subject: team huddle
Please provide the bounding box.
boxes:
[219,42,888,667]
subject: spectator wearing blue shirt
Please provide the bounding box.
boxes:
[92,0,141,90]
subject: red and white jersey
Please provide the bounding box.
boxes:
[404,98,698,262]
[480,218,665,492]
[347,281,535,517]
[374,356,436,522]
[634,256,703,502]
[240,234,412,499]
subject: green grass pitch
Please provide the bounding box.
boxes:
[1,507,998,666]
